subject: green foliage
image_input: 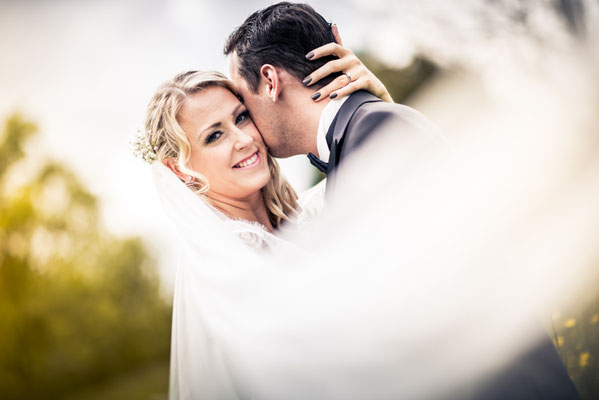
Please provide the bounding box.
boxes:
[0,115,171,400]
[359,54,438,103]
[62,362,169,400]
[0,115,36,177]
[551,274,599,399]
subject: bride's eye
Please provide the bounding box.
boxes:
[205,131,223,144]
[235,110,250,124]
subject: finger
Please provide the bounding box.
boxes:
[331,24,343,46]
[306,42,348,61]
[305,55,361,87]
[311,74,352,102]
[328,79,366,100]
[304,58,350,87]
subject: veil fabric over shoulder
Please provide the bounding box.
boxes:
[154,163,238,398]
[152,163,291,399]
[152,105,599,399]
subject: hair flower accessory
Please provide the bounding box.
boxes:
[132,129,158,164]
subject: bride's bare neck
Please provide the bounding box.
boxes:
[206,190,274,233]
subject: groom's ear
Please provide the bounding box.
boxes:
[259,64,281,103]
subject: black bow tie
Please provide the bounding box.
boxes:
[307,152,328,174]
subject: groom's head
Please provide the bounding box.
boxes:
[224,2,340,157]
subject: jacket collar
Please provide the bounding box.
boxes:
[325,90,383,150]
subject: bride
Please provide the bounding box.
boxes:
[141,41,394,399]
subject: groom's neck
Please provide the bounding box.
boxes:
[282,84,330,156]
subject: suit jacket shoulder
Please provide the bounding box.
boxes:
[327,91,443,174]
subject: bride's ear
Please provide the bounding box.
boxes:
[260,64,281,103]
[163,157,188,182]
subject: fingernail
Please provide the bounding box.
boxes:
[311,92,321,101]
[302,76,312,86]
[305,52,314,60]
[330,93,338,99]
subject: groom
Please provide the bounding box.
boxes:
[224,2,441,192]
[224,2,580,399]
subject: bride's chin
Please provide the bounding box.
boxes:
[241,175,272,196]
[255,168,272,186]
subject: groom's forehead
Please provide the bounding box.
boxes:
[229,56,254,99]
[228,52,244,82]
[228,55,248,92]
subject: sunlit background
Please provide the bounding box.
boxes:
[1,0,598,399]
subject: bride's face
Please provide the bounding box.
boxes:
[177,86,271,199]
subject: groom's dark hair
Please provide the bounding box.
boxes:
[224,2,342,93]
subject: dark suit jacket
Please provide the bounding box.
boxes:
[465,332,580,399]
[319,91,580,399]
[324,90,442,180]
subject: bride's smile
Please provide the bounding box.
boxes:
[233,151,261,169]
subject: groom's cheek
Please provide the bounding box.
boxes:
[258,131,268,145]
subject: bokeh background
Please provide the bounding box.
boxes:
[1,0,598,399]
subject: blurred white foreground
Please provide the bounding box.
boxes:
[160,41,598,398]
[157,1,599,396]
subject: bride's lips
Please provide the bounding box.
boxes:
[233,151,261,169]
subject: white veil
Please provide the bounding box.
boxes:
[153,94,599,399]
[153,163,287,399]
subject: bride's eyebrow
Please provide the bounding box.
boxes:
[199,104,246,138]
[201,121,221,136]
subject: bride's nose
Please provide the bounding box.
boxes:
[233,128,254,151]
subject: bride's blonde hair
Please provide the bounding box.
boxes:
[145,70,299,227]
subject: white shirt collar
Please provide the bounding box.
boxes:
[316,95,349,163]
